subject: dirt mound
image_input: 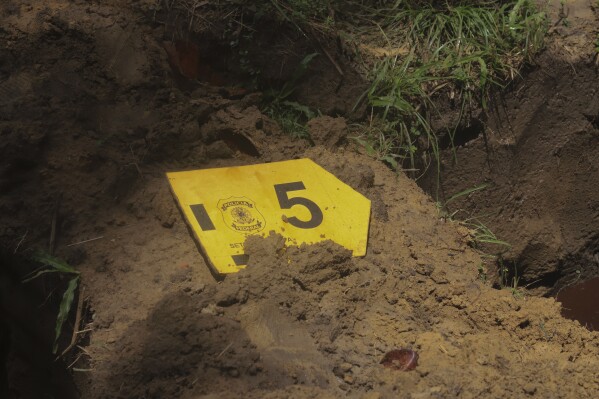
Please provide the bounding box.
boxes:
[86,149,599,398]
[1,1,598,398]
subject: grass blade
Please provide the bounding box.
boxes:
[445,183,490,205]
[53,276,79,354]
[31,252,78,274]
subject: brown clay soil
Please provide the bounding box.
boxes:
[1,1,598,399]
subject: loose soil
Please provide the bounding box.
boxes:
[1,1,598,398]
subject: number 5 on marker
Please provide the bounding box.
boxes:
[274,182,323,229]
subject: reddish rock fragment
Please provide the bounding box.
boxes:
[380,349,418,371]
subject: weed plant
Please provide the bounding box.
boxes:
[438,184,512,286]
[262,53,319,139]
[349,0,547,177]
[497,257,525,297]
[23,253,79,354]
[350,113,411,170]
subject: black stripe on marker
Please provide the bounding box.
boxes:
[190,204,216,231]
[231,254,249,266]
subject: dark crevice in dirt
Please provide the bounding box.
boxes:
[584,112,599,129]
[162,37,244,90]
[497,233,599,298]
[524,270,562,292]
[158,7,368,118]
[0,249,79,399]
[550,233,599,295]
[0,159,42,193]
[438,118,484,149]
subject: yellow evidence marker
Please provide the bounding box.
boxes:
[167,158,371,274]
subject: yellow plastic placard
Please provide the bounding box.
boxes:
[167,158,371,274]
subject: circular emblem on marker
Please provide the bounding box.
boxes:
[218,197,266,233]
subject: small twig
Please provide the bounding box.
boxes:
[72,368,93,372]
[67,353,83,369]
[318,41,344,77]
[107,31,132,72]
[38,287,59,309]
[524,278,544,288]
[61,287,86,357]
[129,145,144,179]
[49,195,61,255]
[76,345,90,355]
[230,15,255,33]
[66,236,104,247]
[440,246,466,253]
[216,342,233,359]
[308,26,343,77]
[75,328,93,335]
[14,229,28,254]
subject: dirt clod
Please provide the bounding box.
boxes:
[307,116,349,149]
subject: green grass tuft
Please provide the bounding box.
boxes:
[262,53,318,139]
[349,0,547,177]
[24,252,80,354]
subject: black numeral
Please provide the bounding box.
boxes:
[274,182,323,229]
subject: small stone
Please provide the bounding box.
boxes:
[201,303,219,315]
[195,102,213,123]
[206,140,234,159]
[119,264,132,273]
[94,313,114,329]
[380,348,418,371]
[248,364,259,376]
[340,362,353,372]
[343,374,355,385]
[95,264,108,273]
[179,122,201,142]
[170,267,192,283]
[523,384,537,395]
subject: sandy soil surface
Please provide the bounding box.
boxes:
[1,1,598,398]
